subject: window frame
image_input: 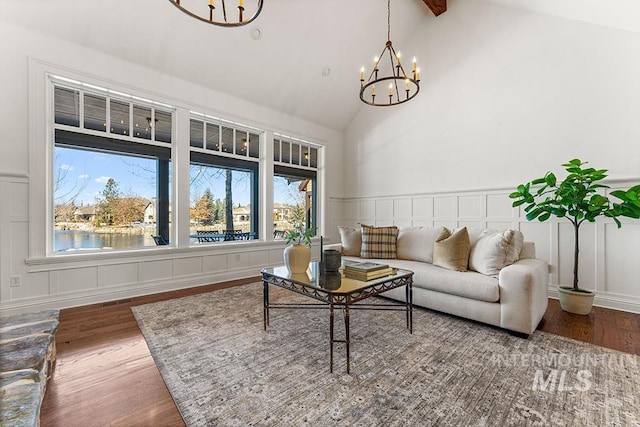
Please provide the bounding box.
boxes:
[272,134,320,234]
[189,151,260,242]
[49,77,175,254]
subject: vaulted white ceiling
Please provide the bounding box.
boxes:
[2,0,639,131]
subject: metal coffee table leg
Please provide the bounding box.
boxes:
[329,305,334,373]
[345,305,351,374]
[263,281,269,330]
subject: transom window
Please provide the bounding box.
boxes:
[273,137,318,168]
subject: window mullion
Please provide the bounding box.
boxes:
[79,89,85,130]
[128,102,133,137]
[106,97,111,136]
[151,108,156,141]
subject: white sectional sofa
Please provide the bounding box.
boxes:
[327,226,549,336]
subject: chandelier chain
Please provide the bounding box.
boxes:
[387,0,391,41]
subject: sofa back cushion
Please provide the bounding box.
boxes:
[396,226,450,264]
[338,226,362,256]
[468,229,525,276]
[433,227,471,272]
[360,224,399,259]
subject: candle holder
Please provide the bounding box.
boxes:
[322,249,342,273]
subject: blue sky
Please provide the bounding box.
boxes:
[54,147,298,206]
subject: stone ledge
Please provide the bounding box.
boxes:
[0,309,60,427]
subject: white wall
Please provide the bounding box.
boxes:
[0,21,344,314]
[342,0,640,312]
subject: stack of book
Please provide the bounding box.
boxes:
[343,261,395,281]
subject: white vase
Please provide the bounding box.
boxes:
[557,286,595,315]
[284,244,311,274]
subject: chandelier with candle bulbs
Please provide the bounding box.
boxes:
[360,0,420,106]
[169,0,263,27]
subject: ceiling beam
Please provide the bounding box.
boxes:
[422,0,447,16]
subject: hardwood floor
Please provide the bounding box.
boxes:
[40,281,640,426]
[538,298,640,355]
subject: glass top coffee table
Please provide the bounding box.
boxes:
[261,261,414,374]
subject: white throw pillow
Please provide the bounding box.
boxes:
[468,229,515,276]
[396,226,449,264]
[505,230,525,264]
[337,226,362,256]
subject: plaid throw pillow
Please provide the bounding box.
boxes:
[360,224,398,259]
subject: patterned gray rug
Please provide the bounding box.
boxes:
[132,283,639,426]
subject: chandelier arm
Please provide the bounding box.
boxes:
[168,0,263,28]
[222,0,228,23]
[386,46,399,102]
[366,45,391,83]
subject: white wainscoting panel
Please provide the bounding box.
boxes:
[360,200,375,221]
[57,267,98,294]
[98,263,139,288]
[393,199,412,220]
[227,252,251,270]
[375,199,393,220]
[269,249,284,264]
[605,223,640,296]
[434,196,456,219]
[203,254,227,273]
[140,260,173,282]
[249,250,270,268]
[487,194,514,218]
[9,271,50,300]
[458,195,483,218]
[9,182,29,217]
[412,197,433,220]
[173,257,204,278]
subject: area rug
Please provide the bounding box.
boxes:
[132,283,639,426]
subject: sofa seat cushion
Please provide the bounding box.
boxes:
[343,256,499,303]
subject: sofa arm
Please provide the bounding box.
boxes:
[323,243,343,254]
[498,258,549,335]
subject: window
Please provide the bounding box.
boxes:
[47,75,321,254]
[52,80,173,252]
[189,115,261,244]
[273,136,318,237]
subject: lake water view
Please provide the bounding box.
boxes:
[54,230,154,252]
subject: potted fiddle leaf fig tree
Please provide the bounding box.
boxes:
[510,159,640,314]
[283,225,317,274]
